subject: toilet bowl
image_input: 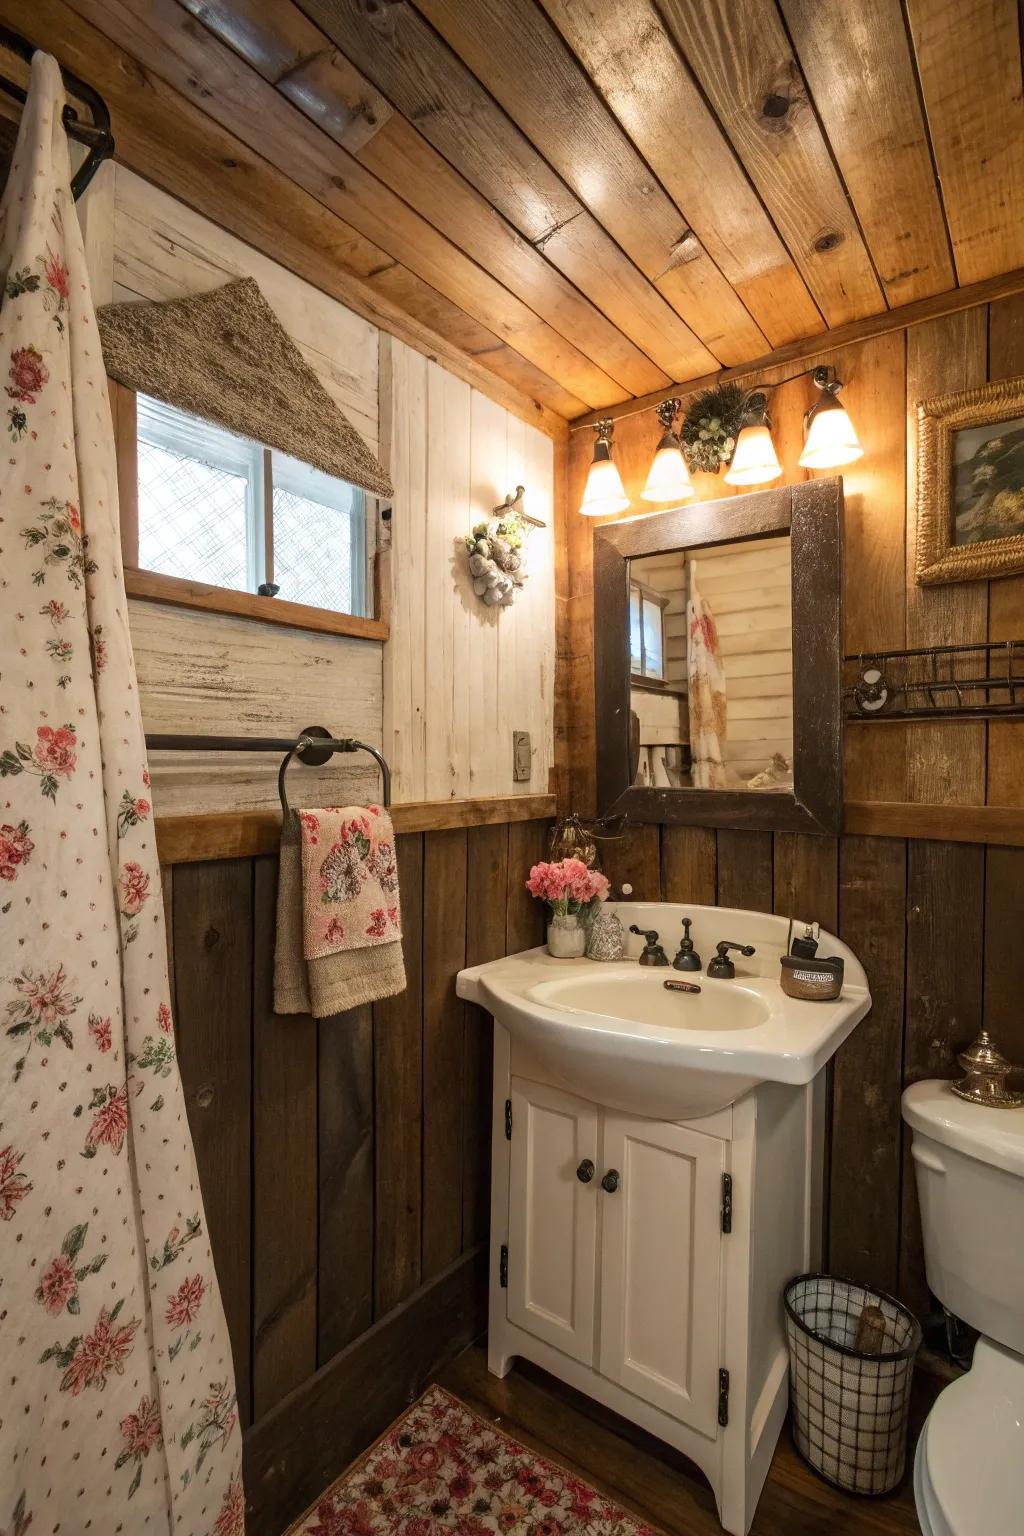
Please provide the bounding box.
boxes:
[901,1081,1024,1535]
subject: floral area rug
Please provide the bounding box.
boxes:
[286,1384,659,1536]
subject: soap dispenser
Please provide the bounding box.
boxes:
[791,922,820,960]
[586,905,625,962]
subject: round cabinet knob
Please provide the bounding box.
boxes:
[576,1158,595,1183]
[601,1169,620,1193]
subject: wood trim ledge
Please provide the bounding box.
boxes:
[156,795,556,863]
[126,567,390,642]
[844,800,1024,847]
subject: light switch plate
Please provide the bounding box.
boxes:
[513,731,532,782]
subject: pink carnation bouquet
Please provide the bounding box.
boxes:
[525,857,610,920]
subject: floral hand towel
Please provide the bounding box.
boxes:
[299,805,401,957]
[273,806,406,1018]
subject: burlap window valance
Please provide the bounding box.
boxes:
[98,276,392,499]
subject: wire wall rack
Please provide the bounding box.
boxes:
[845,640,1024,722]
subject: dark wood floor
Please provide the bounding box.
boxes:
[437,1344,932,1536]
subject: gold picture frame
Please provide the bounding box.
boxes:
[916,375,1024,584]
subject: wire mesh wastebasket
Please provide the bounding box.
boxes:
[784,1273,922,1495]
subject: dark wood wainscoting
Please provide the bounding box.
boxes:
[602,825,1024,1324]
[161,820,549,1535]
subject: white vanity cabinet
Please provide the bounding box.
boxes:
[487,1030,820,1536]
[459,903,868,1536]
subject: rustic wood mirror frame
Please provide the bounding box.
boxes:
[594,478,843,835]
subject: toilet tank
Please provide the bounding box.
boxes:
[902,1081,1024,1353]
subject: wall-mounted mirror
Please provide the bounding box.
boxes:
[595,479,843,834]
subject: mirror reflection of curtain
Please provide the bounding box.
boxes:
[686,573,728,788]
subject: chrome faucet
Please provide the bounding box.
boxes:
[629,926,669,967]
[707,940,756,979]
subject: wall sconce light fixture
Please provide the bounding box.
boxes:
[798,366,864,470]
[640,397,693,502]
[579,418,630,517]
[723,391,782,486]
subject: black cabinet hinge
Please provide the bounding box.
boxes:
[717,1368,730,1427]
[499,1244,508,1288]
[721,1173,733,1233]
[504,1099,512,1140]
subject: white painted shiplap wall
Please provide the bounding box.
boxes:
[382,337,555,802]
[79,167,556,814]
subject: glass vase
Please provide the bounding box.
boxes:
[546,911,587,959]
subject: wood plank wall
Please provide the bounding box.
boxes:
[163,819,548,1536]
[568,293,1024,1329]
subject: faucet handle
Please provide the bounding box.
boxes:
[707,939,756,980]
[716,940,755,959]
[629,924,659,944]
[629,925,669,967]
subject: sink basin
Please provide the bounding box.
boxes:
[529,970,770,1032]
[457,902,871,1120]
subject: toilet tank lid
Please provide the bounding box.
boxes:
[902,1079,1024,1177]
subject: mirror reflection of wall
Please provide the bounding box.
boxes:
[628,534,793,792]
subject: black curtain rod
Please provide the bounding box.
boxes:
[0,24,114,201]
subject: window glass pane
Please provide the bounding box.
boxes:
[136,395,259,592]
[271,451,365,615]
[629,585,643,673]
[642,596,665,679]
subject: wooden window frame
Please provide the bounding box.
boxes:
[628,578,669,686]
[110,380,389,643]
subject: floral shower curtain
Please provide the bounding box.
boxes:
[686,570,728,789]
[0,54,243,1535]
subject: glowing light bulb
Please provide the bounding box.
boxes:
[724,423,782,486]
[579,421,629,516]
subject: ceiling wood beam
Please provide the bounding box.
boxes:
[779,0,954,307]
[176,0,673,399]
[4,0,571,434]
[571,260,1024,427]
[71,0,632,414]
[655,0,885,326]
[535,0,823,347]
[905,0,1024,285]
[298,0,724,383]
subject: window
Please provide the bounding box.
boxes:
[629,579,667,683]
[135,395,368,616]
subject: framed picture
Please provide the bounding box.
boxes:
[916,376,1024,584]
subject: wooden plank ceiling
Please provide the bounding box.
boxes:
[21,0,1024,420]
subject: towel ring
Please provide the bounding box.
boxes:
[278,726,392,819]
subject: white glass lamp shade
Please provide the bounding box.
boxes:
[579,441,629,516]
[799,397,863,470]
[723,423,782,486]
[641,435,694,502]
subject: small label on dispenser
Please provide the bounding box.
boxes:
[792,968,827,984]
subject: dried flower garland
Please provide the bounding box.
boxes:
[681,383,748,475]
[464,486,531,607]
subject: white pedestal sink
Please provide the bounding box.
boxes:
[457,902,870,1536]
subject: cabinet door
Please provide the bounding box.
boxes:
[598,1114,724,1434]
[507,1077,598,1365]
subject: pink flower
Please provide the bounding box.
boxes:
[0,1144,32,1221]
[299,811,321,844]
[120,1394,162,1458]
[35,1253,77,1314]
[142,769,151,788]
[6,343,48,402]
[66,504,81,532]
[118,861,150,917]
[157,1002,172,1034]
[44,246,70,301]
[86,1085,128,1155]
[325,917,345,944]
[88,1013,112,1052]
[0,820,33,881]
[212,1480,246,1536]
[165,1272,205,1328]
[60,1305,139,1395]
[133,797,150,818]
[33,724,77,778]
[43,597,69,624]
[525,858,606,907]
